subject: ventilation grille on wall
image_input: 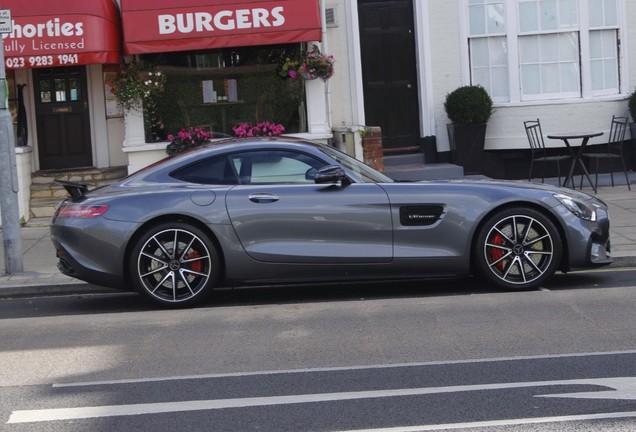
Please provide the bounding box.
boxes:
[325,7,337,27]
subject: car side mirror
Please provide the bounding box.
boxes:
[314,165,348,184]
[305,167,317,180]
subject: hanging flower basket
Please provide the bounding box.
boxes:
[108,62,166,111]
[277,45,334,81]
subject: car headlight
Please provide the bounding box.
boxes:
[554,193,596,221]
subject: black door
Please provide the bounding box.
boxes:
[34,66,92,170]
[358,0,420,152]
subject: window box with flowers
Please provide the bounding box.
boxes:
[232,121,285,138]
[165,127,214,156]
[277,45,334,81]
[165,122,284,156]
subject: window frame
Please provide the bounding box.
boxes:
[461,0,627,103]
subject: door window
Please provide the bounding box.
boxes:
[231,151,324,184]
[37,67,85,104]
[39,80,52,103]
[69,78,81,101]
[54,79,67,102]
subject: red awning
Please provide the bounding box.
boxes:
[121,0,322,55]
[1,0,121,69]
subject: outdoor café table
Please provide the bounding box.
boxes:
[547,131,604,193]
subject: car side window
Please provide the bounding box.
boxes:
[230,151,326,184]
[170,156,239,185]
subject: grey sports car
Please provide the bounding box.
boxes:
[51,137,612,307]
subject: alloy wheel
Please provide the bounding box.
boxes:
[483,214,554,285]
[136,228,213,303]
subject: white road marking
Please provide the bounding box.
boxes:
[9,377,636,424]
[571,266,636,274]
[53,349,636,388]
[539,377,636,400]
[330,411,636,432]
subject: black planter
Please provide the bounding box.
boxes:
[447,123,487,175]
[630,122,636,170]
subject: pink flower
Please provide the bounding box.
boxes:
[289,70,297,79]
[232,122,285,138]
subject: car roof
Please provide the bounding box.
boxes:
[122,137,333,183]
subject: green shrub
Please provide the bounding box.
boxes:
[628,88,636,122]
[444,85,493,124]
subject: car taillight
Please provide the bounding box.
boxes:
[55,204,109,219]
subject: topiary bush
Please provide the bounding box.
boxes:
[628,88,636,122]
[444,85,493,124]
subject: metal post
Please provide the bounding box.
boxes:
[0,38,24,274]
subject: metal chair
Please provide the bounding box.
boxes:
[581,115,630,191]
[524,119,572,187]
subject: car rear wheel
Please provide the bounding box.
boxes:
[130,222,219,307]
[474,208,562,290]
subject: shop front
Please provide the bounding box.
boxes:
[3,0,122,170]
[1,0,123,221]
[118,0,333,173]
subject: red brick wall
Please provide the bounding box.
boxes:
[362,127,384,171]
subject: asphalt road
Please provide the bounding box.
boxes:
[2,267,636,431]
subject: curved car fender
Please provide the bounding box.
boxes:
[101,189,231,225]
[379,182,566,260]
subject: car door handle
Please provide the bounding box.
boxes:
[248,193,279,203]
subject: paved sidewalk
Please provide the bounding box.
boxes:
[0,181,634,299]
[0,225,116,297]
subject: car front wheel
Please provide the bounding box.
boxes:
[474,208,562,290]
[129,222,220,307]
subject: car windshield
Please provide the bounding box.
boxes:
[320,145,394,183]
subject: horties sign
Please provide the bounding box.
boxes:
[2,0,121,69]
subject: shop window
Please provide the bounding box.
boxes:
[143,44,307,142]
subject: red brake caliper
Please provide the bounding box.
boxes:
[490,233,505,271]
[185,250,203,273]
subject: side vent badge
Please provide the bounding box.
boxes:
[400,206,444,226]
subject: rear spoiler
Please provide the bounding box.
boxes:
[56,180,89,200]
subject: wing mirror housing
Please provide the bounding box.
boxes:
[314,165,349,185]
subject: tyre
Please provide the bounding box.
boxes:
[129,222,220,307]
[474,208,562,290]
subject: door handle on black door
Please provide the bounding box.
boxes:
[248,193,279,203]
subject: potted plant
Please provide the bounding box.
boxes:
[627,88,636,170]
[628,87,636,137]
[444,85,493,174]
[628,88,636,123]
